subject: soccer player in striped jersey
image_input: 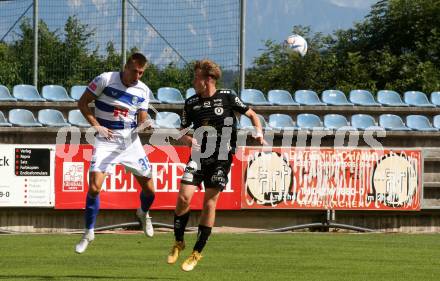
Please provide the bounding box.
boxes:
[74,53,155,254]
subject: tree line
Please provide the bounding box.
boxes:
[246,0,440,95]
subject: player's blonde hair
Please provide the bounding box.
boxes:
[194,59,222,80]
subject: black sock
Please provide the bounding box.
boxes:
[174,211,190,242]
[193,225,212,253]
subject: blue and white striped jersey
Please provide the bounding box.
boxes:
[87,72,151,134]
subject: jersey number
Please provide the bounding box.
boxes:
[138,157,150,171]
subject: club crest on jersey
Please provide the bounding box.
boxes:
[132,96,139,104]
[215,107,224,115]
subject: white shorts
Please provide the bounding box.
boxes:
[90,134,152,178]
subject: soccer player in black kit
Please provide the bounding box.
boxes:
[167,59,266,271]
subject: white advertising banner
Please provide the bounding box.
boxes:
[0,145,55,207]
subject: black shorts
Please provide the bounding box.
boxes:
[180,153,233,191]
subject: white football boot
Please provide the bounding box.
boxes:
[136,208,154,237]
[75,229,95,254]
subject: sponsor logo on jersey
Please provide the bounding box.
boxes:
[214,98,222,102]
[114,108,128,117]
[235,97,246,108]
[193,105,201,111]
[89,82,97,91]
[187,96,199,105]
[203,101,211,108]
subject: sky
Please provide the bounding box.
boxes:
[0,0,379,68]
[245,0,378,65]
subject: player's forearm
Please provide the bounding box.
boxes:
[137,111,151,128]
[78,103,100,127]
[249,112,263,136]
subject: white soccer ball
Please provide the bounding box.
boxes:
[284,34,308,57]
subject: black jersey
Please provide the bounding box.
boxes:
[181,89,249,155]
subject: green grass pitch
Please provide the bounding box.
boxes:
[1,233,440,281]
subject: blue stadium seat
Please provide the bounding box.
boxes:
[70,85,87,101]
[377,90,408,107]
[38,109,71,127]
[324,114,356,130]
[0,85,17,101]
[430,92,440,107]
[296,113,326,130]
[42,85,75,102]
[351,114,384,131]
[68,110,90,127]
[268,114,297,130]
[267,90,299,106]
[294,90,326,106]
[0,111,12,127]
[8,109,43,127]
[13,84,46,102]
[379,114,412,131]
[240,89,271,105]
[349,90,381,106]
[406,115,438,132]
[149,91,161,104]
[157,87,185,104]
[155,112,181,128]
[186,88,196,99]
[404,91,435,107]
[433,115,440,129]
[321,90,353,106]
[239,114,270,131]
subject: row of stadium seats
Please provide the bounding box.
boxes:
[2,108,440,132]
[241,89,440,107]
[0,109,89,127]
[3,84,440,108]
[154,111,440,132]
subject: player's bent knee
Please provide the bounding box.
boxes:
[203,199,217,211]
[88,184,101,196]
[178,195,191,208]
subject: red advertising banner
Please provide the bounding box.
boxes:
[241,147,422,210]
[55,145,241,210]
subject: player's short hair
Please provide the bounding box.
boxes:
[127,52,148,68]
[194,59,222,80]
